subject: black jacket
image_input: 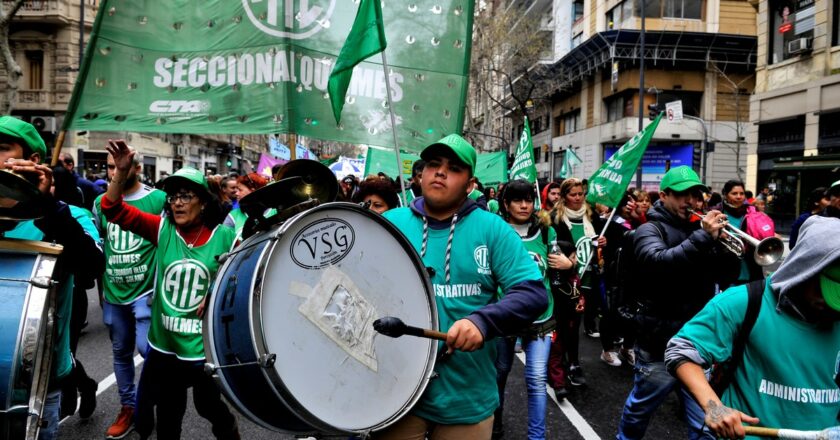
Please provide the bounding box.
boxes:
[633,201,739,358]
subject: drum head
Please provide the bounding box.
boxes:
[256,203,436,433]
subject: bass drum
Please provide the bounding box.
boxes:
[205,202,437,435]
[0,240,60,440]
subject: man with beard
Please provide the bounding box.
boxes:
[93,147,166,439]
[667,216,840,439]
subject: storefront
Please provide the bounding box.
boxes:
[756,116,805,232]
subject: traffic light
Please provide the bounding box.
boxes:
[226,159,233,168]
[648,103,661,121]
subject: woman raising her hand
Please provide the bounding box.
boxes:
[101,140,239,440]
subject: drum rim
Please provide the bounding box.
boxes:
[250,202,439,434]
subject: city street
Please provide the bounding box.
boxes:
[58,288,688,440]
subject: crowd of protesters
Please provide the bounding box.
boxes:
[2,116,840,440]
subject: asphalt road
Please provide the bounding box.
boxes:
[58,289,689,440]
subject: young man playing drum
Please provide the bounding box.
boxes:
[378,134,549,439]
[0,116,105,440]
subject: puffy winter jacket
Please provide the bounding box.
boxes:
[632,201,740,359]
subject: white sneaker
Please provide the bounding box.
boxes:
[600,350,622,367]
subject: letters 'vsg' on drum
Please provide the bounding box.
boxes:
[204,202,438,435]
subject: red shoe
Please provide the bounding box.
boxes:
[105,405,134,439]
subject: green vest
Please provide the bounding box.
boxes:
[519,225,555,323]
[148,220,235,360]
[94,188,166,304]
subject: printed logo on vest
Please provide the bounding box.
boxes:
[474,245,491,275]
[291,218,355,269]
[162,259,211,313]
[107,223,144,254]
[575,236,592,278]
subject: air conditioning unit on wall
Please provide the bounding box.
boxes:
[176,145,189,157]
[30,116,56,133]
[788,38,812,55]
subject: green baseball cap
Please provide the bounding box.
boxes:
[421,134,477,175]
[820,261,840,312]
[660,166,706,193]
[0,116,47,161]
[164,167,209,192]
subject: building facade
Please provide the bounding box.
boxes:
[472,0,759,194]
[747,0,840,231]
[2,0,266,182]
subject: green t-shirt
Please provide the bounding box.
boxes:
[94,186,166,304]
[487,199,499,214]
[675,280,840,437]
[383,206,543,425]
[500,224,555,324]
[5,205,101,381]
[148,220,235,360]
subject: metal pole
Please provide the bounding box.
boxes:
[685,115,708,184]
[380,51,409,205]
[636,0,646,189]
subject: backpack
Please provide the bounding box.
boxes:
[605,221,664,324]
[744,206,775,240]
[710,279,765,396]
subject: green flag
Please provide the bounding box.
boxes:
[363,146,420,181]
[559,148,582,178]
[586,112,663,208]
[62,0,475,152]
[328,0,386,124]
[509,117,537,183]
[475,151,509,187]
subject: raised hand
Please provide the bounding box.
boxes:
[105,139,134,173]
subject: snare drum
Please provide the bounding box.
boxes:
[0,239,61,440]
[205,202,437,435]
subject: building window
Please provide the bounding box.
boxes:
[834,0,840,46]
[636,0,663,18]
[572,32,583,48]
[573,0,584,22]
[607,1,636,29]
[768,0,815,65]
[663,0,701,19]
[606,95,626,122]
[563,111,580,134]
[655,90,703,117]
[26,50,43,90]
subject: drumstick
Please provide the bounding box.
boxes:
[743,425,840,439]
[373,316,447,341]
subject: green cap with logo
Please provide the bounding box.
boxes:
[820,260,840,312]
[164,167,209,192]
[0,116,47,161]
[421,134,477,175]
[659,166,705,193]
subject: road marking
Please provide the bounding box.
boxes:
[516,352,601,440]
[59,354,145,424]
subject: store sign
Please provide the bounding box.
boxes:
[604,144,694,191]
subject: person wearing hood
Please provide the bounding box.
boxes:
[616,166,740,440]
[377,134,547,439]
[666,215,840,439]
[541,181,562,211]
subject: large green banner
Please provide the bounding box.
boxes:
[363,147,420,181]
[65,0,475,152]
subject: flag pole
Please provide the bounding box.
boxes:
[379,51,409,205]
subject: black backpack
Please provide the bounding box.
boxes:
[606,222,663,324]
[710,279,764,396]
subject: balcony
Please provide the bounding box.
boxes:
[14,90,50,110]
[6,0,98,25]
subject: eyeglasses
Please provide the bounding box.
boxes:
[166,193,196,204]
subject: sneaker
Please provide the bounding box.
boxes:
[106,406,134,439]
[585,329,600,338]
[553,386,569,401]
[568,365,587,387]
[600,350,622,367]
[78,376,97,419]
[619,348,636,366]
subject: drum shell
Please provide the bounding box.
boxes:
[205,203,437,435]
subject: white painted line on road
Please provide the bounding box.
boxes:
[59,353,144,425]
[516,352,601,440]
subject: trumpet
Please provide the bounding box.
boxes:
[687,209,784,267]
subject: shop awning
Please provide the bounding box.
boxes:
[772,154,840,171]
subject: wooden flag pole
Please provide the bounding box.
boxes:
[50,130,67,166]
[380,51,409,205]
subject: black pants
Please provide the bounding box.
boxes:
[135,349,236,440]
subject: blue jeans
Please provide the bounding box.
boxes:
[38,389,61,440]
[103,297,151,408]
[495,334,552,440]
[617,347,713,440]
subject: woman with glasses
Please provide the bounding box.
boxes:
[223,172,269,236]
[99,140,239,440]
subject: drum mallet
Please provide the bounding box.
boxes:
[373,317,447,342]
[743,425,840,439]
